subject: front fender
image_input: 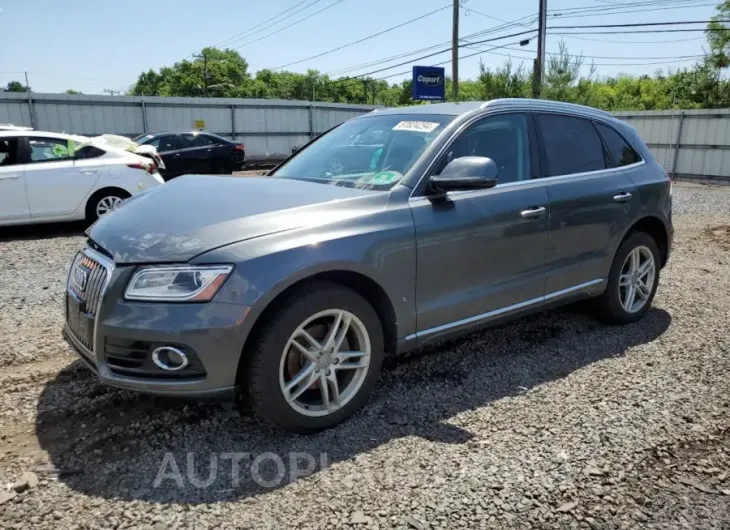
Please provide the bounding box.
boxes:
[194,204,417,356]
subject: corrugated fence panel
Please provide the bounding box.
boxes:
[0,93,379,162]
[2,93,728,179]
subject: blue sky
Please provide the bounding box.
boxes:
[0,0,719,95]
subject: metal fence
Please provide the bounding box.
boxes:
[2,92,729,181]
[614,109,730,184]
[0,92,379,163]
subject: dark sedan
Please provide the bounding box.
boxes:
[133,131,245,180]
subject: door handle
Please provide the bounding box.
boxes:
[79,170,99,175]
[0,174,21,180]
[613,191,632,202]
[520,206,546,219]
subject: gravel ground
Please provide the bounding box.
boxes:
[1,182,729,529]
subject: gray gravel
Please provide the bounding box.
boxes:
[1,182,729,529]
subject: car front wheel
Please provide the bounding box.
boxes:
[245,283,384,433]
[594,231,661,324]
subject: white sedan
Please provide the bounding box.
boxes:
[0,130,164,227]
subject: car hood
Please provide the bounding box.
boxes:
[87,175,385,264]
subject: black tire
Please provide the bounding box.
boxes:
[86,190,129,224]
[245,282,384,433]
[593,231,661,324]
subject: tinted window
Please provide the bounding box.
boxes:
[536,114,607,177]
[181,133,218,148]
[436,113,531,184]
[596,122,641,167]
[0,138,19,166]
[144,134,178,152]
[28,138,74,163]
[74,145,105,159]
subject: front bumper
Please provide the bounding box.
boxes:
[62,248,248,399]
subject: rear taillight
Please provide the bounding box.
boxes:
[128,161,157,174]
[234,144,245,151]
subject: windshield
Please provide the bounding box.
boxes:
[133,133,155,143]
[272,113,454,190]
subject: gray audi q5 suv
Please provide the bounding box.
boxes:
[63,99,673,433]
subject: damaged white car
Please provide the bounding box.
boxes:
[0,130,165,226]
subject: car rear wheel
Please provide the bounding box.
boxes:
[86,190,129,223]
[245,283,384,433]
[593,231,660,324]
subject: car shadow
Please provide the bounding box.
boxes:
[35,306,671,503]
[0,221,86,242]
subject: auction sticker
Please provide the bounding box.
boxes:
[392,121,440,133]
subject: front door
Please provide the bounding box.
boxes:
[410,112,549,342]
[534,113,640,295]
[0,137,29,221]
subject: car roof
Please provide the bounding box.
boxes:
[140,130,225,137]
[0,130,76,140]
[365,98,614,120]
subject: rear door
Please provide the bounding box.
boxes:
[535,112,639,296]
[179,133,221,174]
[0,136,29,221]
[24,137,101,217]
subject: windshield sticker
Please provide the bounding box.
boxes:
[392,121,440,133]
[373,171,402,183]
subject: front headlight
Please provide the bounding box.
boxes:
[125,265,233,302]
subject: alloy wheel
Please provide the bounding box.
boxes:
[96,196,123,217]
[619,245,656,313]
[278,309,371,418]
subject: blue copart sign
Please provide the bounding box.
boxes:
[412,66,445,101]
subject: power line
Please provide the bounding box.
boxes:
[230,0,348,50]
[557,34,707,44]
[272,4,451,70]
[341,29,537,80]
[549,19,729,29]
[214,0,321,49]
[326,14,539,77]
[553,28,730,34]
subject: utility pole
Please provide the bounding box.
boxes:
[532,0,548,98]
[24,71,36,129]
[452,0,459,101]
[193,51,209,96]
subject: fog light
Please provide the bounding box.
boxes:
[152,346,189,371]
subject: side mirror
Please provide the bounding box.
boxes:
[291,145,300,154]
[429,156,498,193]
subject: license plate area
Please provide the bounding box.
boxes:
[66,294,95,352]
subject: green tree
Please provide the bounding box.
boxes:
[65,89,82,95]
[3,80,26,92]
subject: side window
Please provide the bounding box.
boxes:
[74,146,105,160]
[535,114,607,177]
[435,113,531,184]
[145,135,178,153]
[0,138,20,166]
[28,138,74,163]
[181,133,217,148]
[596,122,642,167]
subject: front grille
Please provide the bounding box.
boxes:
[69,254,108,317]
[66,248,113,354]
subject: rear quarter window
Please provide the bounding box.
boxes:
[596,122,642,167]
[536,113,607,177]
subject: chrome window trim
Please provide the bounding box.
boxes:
[405,278,605,340]
[408,160,645,204]
[408,107,646,201]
